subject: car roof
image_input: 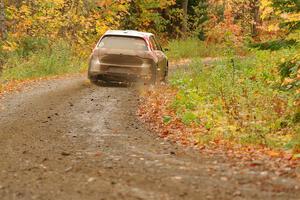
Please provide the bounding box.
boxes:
[103,30,154,38]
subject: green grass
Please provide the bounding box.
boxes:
[1,39,87,82]
[169,47,300,151]
[166,38,228,60]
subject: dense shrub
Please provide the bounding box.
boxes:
[1,40,87,81]
[16,37,49,57]
[169,48,300,150]
[166,38,227,60]
[249,39,298,51]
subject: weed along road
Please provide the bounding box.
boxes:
[0,75,299,200]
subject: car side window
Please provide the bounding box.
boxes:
[149,36,159,51]
[153,37,162,51]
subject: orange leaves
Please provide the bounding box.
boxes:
[138,84,300,179]
[97,0,113,7]
[138,86,195,144]
[0,73,80,98]
[266,150,281,157]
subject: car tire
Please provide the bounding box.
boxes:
[162,68,168,83]
[90,78,107,86]
[150,66,157,85]
[162,75,167,83]
[90,77,98,85]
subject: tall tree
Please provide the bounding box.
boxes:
[250,0,261,37]
[181,0,189,37]
[189,0,209,40]
[0,0,6,40]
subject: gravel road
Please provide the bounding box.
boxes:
[0,75,299,200]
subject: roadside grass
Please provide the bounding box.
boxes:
[0,37,89,94]
[168,46,300,152]
[166,38,228,60]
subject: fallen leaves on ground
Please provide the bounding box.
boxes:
[138,85,300,179]
[0,73,84,98]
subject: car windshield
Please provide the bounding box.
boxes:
[98,36,148,51]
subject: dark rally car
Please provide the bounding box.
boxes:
[88,30,168,84]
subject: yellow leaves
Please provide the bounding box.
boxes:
[159,0,176,9]
[265,23,280,32]
[261,0,272,8]
[19,5,31,16]
[260,0,274,20]
[2,41,18,52]
[96,21,109,36]
[4,0,105,42]
[4,0,175,44]
[282,13,300,23]
[52,0,65,7]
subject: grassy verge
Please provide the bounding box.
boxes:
[166,38,248,60]
[168,47,300,152]
[0,37,88,92]
[140,38,300,155]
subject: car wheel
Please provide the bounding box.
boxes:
[90,77,98,85]
[90,78,108,86]
[162,74,167,83]
[150,66,157,85]
[162,69,168,83]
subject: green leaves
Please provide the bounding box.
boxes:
[163,115,172,124]
[181,111,198,125]
[169,47,300,150]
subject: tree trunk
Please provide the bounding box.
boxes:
[181,0,188,38]
[250,0,260,38]
[0,0,6,40]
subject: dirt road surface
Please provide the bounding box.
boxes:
[0,75,300,200]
